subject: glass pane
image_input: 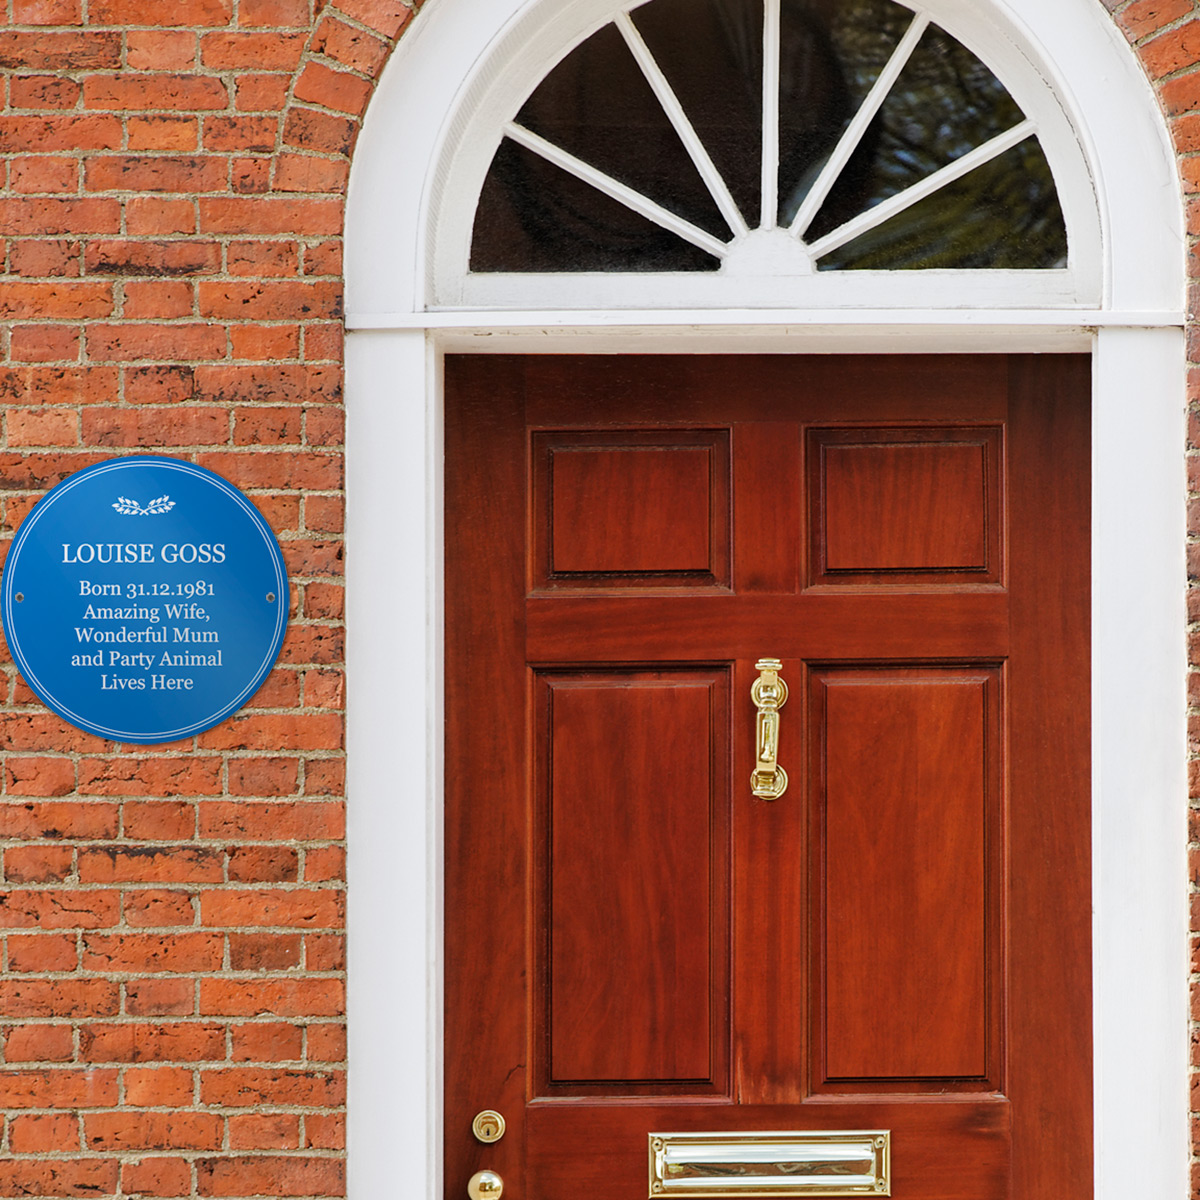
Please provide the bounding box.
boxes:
[816,137,1066,269]
[777,0,909,227]
[805,19,1026,244]
[632,0,763,225]
[471,136,721,272]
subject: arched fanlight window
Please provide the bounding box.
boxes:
[472,0,1064,275]
[429,0,1099,307]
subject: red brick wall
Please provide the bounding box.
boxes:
[0,0,421,1195]
[0,0,1196,1197]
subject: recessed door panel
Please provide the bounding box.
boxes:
[535,669,730,1094]
[812,666,1002,1088]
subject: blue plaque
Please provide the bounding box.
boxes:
[1,456,288,744]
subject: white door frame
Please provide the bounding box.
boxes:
[343,2,1190,1198]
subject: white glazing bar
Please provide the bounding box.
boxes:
[504,122,731,259]
[788,11,930,239]
[806,119,1036,262]
[615,11,749,239]
[760,0,780,230]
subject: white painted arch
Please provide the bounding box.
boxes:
[343,1,1189,1197]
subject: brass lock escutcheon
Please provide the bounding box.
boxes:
[750,658,788,800]
[472,1110,505,1144]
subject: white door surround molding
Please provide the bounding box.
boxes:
[343,2,1189,1198]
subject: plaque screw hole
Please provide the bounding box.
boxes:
[14,593,22,603]
[266,593,275,603]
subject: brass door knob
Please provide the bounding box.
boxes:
[468,1170,504,1200]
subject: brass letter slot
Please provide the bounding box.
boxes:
[648,1131,890,1197]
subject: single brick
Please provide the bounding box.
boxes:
[9,74,81,109]
[301,761,344,797]
[0,30,121,70]
[126,197,196,236]
[238,0,310,26]
[203,889,340,931]
[228,933,302,971]
[4,1023,73,1062]
[305,1023,346,1062]
[312,13,390,74]
[80,932,224,973]
[123,890,196,928]
[228,1112,300,1150]
[0,1068,118,1107]
[128,115,200,152]
[227,846,299,884]
[125,30,197,71]
[82,75,227,111]
[304,1112,345,1150]
[304,934,345,972]
[125,365,196,404]
[302,845,345,883]
[85,1110,223,1152]
[124,978,195,1017]
[82,406,230,447]
[85,324,226,363]
[226,758,300,796]
[3,843,73,883]
[90,0,231,23]
[123,1066,195,1107]
[120,1157,193,1197]
[273,153,350,194]
[0,282,112,320]
[198,978,344,1018]
[197,714,343,752]
[79,1022,223,1070]
[10,156,78,193]
[7,933,77,972]
[200,31,306,70]
[82,759,218,800]
[0,889,118,929]
[9,1112,80,1152]
[122,280,195,319]
[13,0,83,23]
[78,846,222,884]
[229,1021,303,1062]
[8,326,81,365]
[231,325,301,360]
[120,800,198,838]
[8,238,80,277]
[303,582,344,619]
[198,1067,345,1107]
[330,0,413,39]
[203,115,279,154]
[199,801,341,839]
[0,800,117,838]
[0,1160,120,1198]
[199,196,342,236]
[197,1156,345,1198]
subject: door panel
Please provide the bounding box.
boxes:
[445,354,1091,1200]
[535,669,730,1095]
[813,667,1001,1089]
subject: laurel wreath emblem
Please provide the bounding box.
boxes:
[113,495,175,516]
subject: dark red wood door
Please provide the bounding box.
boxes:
[445,355,1091,1200]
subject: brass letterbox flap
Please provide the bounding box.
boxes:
[648,1130,890,1198]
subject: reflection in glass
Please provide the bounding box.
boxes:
[468,0,1068,274]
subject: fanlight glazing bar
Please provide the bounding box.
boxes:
[502,122,731,259]
[760,0,781,230]
[787,10,931,239]
[615,11,750,239]
[805,118,1038,262]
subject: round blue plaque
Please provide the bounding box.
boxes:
[1,457,288,744]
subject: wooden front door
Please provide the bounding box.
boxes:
[445,355,1091,1200]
